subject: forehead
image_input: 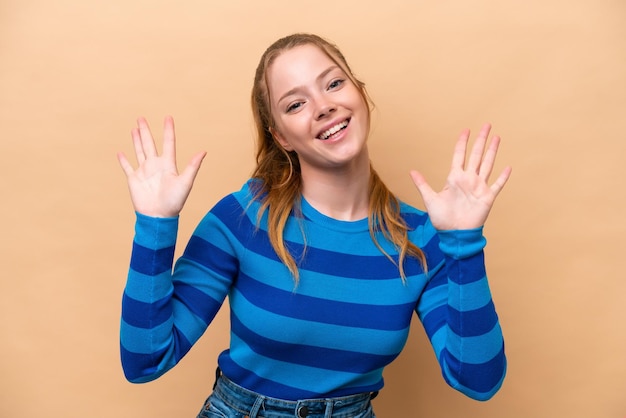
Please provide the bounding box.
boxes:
[267,44,339,95]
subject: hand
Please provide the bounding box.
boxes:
[117,116,206,218]
[409,124,512,231]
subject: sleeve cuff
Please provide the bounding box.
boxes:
[437,227,487,259]
[134,212,179,249]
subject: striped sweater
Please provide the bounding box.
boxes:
[120,180,506,401]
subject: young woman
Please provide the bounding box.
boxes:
[118,33,511,417]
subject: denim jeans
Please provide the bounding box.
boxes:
[197,372,377,418]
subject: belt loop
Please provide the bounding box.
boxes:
[248,394,265,418]
[324,399,334,418]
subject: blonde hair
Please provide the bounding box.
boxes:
[250,33,426,282]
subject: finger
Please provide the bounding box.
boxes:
[450,129,470,170]
[162,116,177,164]
[478,135,501,180]
[466,123,491,173]
[130,127,146,165]
[117,152,135,177]
[490,166,512,197]
[137,117,158,158]
[180,151,207,184]
[409,170,435,203]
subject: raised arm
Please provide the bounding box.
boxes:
[412,124,510,400]
[417,227,506,400]
[117,117,212,382]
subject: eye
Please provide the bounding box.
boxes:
[328,78,344,90]
[286,101,304,113]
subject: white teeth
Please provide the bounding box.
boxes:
[319,120,348,140]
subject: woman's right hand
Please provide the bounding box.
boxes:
[117,116,206,218]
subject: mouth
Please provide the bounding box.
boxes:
[317,119,350,140]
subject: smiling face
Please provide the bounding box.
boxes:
[267,44,370,178]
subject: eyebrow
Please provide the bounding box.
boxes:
[277,65,339,104]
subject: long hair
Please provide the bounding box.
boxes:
[250,33,426,282]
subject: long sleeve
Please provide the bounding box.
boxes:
[417,227,506,401]
[120,211,235,383]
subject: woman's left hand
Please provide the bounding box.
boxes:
[410,124,512,231]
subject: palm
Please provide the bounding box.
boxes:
[117,117,206,218]
[410,124,511,231]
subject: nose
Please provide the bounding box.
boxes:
[314,96,336,120]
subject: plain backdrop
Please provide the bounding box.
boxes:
[1,0,625,416]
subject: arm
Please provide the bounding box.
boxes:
[120,211,235,383]
[120,214,182,382]
[417,227,506,400]
[410,124,511,399]
[118,117,215,382]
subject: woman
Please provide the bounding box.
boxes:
[118,33,511,417]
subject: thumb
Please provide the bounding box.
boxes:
[181,151,207,183]
[409,170,435,202]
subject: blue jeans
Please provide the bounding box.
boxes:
[197,372,377,418]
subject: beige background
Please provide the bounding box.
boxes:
[1,0,625,416]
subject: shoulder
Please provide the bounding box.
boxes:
[192,179,263,239]
[210,179,262,213]
[198,179,265,227]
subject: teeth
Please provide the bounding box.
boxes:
[319,120,348,140]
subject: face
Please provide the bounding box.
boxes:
[267,44,370,176]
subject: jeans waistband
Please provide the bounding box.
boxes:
[212,371,377,418]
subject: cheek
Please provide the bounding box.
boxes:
[278,115,310,139]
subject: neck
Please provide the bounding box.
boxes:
[300,156,371,222]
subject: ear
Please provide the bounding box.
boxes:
[270,127,294,152]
